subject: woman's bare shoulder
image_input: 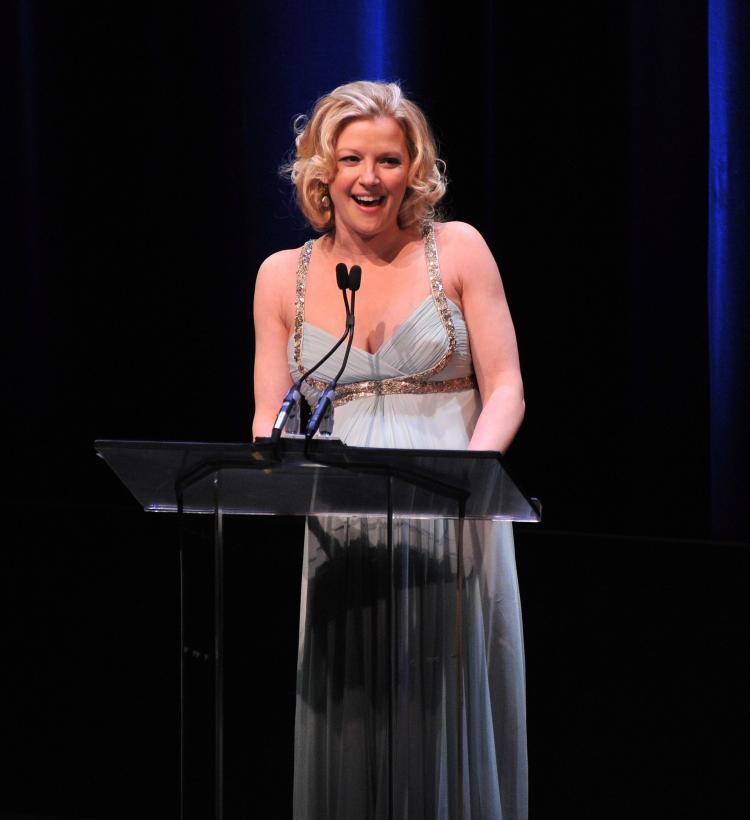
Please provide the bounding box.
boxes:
[433,220,488,252]
[254,245,309,329]
[433,221,499,291]
[257,246,306,281]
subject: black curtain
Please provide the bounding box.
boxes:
[3,2,749,818]
[5,1,736,539]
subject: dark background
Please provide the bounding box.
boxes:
[2,1,749,818]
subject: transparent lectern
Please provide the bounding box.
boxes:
[95,437,541,820]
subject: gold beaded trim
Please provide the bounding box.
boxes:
[332,374,477,407]
[421,220,457,374]
[293,222,459,398]
[293,238,315,380]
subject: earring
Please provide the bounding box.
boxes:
[321,186,331,210]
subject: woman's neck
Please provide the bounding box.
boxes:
[321,223,421,265]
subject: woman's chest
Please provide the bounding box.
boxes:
[301,261,461,355]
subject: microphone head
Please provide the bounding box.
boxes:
[348,265,362,291]
[335,263,349,291]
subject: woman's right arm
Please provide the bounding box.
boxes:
[251,251,296,440]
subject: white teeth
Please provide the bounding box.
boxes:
[354,195,381,203]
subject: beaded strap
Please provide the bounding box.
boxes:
[292,238,315,379]
[293,222,467,400]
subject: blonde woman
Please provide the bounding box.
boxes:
[253,81,527,820]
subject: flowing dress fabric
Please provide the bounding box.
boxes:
[288,226,528,820]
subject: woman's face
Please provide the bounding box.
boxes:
[327,116,410,239]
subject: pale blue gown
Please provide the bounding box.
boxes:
[287,223,528,820]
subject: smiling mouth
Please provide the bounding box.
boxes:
[352,195,385,208]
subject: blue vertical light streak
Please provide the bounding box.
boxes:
[707,0,750,538]
[708,2,730,418]
[359,0,389,81]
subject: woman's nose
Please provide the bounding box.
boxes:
[359,162,379,185]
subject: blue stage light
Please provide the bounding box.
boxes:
[359,0,390,81]
[707,0,750,538]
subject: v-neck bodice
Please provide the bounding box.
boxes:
[304,293,436,359]
[286,221,479,448]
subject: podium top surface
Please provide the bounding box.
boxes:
[95,438,541,522]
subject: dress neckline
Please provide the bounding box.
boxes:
[305,294,433,358]
[292,222,458,387]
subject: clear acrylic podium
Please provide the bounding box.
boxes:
[95,437,541,820]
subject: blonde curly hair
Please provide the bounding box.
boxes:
[285,81,447,233]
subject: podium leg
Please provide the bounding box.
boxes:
[178,494,194,820]
[178,488,223,820]
[179,537,185,820]
[456,501,465,820]
[387,474,394,820]
[214,488,224,820]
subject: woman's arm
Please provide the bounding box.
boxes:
[441,222,525,453]
[251,251,296,440]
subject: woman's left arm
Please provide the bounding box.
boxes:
[444,222,525,453]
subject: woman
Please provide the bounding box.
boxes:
[253,81,527,820]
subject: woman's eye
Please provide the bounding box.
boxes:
[380,157,401,166]
[338,155,360,164]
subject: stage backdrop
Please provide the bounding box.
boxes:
[2,2,749,819]
[6,0,748,541]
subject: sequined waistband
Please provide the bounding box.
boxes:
[332,374,478,407]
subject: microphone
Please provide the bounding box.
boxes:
[269,263,352,442]
[305,265,362,439]
[336,261,349,291]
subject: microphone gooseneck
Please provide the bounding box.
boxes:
[305,265,361,439]
[269,262,352,442]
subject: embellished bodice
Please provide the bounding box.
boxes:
[288,222,477,411]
